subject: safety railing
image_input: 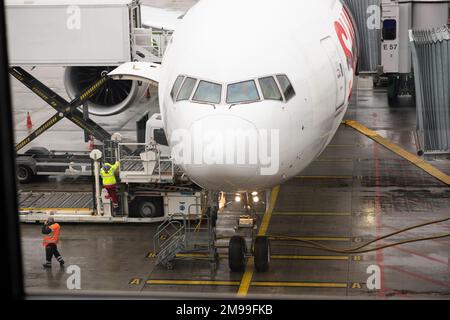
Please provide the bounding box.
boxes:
[153,205,217,269]
[117,142,175,183]
[410,26,450,154]
[154,217,186,266]
[132,28,173,63]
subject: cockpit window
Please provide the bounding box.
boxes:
[170,75,184,100]
[259,76,282,101]
[192,80,222,104]
[176,77,197,101]
[226,80,260,104]
[276,75,295,101]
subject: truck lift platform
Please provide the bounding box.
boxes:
[18,183,203,224]
[17,190,200,224]
[117,142,186,184]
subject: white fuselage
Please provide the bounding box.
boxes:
[156,0,358,192]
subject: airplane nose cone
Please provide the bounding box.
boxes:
[179,115,264,191]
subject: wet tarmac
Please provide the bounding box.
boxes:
[10,0,450,300]
[18,76,450,299]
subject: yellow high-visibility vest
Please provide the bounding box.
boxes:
[100,161,119,186]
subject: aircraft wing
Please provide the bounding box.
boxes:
[140,5,184,31]
[108,62,161,86]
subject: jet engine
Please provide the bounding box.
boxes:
[64,66,143,116]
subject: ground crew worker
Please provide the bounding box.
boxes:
[100,161,120,208]
[42,217,64,268]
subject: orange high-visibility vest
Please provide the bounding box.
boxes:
[43,223,61,247]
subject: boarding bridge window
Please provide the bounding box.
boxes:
[226,80,260,104]
[382,19,397,40]
[276,75,295,101]
[170,75,185,101]
[192,80,222,104]
[176,77,197,101]
[258,76,282,101]
[153,128,168,146]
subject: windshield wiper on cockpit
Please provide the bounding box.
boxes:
[229,100,260,109]
[192,101,216,109]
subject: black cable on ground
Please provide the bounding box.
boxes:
[268,216,450,254]
[270,233,450,254]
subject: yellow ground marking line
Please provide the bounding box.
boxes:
[146,280,240,286]
[271,236,350,242]
[147,252,348,261]
[271,255,348,261]
[273,211,351,216]
[205,236,349,244]
[252,282,348,288]
[145,279,347,289]
[344,120,450,186]
[19,207,92,212]
[295,175,353,179]
[237,185,280,297]
[258,186,280,237]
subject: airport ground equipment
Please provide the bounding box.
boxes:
[18,187,202,224]
[16,147,93,183]
[380,0,449,103]
[19,132,202,223]
[152,192,270,273]
[153,208,219,273]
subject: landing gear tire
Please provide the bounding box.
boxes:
[229,236,246,272]
[254,236,270,272]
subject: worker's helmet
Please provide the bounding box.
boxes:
[102,164,111,172]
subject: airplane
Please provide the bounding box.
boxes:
[109,0,358,193]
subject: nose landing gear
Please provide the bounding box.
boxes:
[220,192,271,273]
[228,235,270,272]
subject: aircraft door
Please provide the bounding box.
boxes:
[320,37,346,110]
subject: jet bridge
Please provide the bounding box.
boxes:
[5,0,172,66]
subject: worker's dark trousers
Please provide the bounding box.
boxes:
[105,184,119,205]
[45,243,64,264]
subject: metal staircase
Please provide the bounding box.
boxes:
[153,207,219,272]
[154,218,187,267]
